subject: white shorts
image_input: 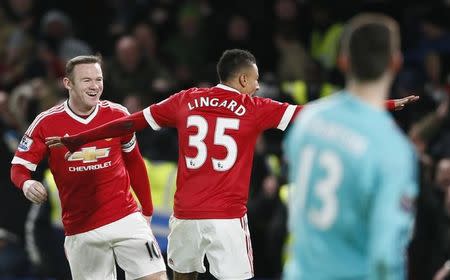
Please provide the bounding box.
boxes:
[167,215,253,280]
[64,212,166,280]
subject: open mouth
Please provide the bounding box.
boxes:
[86,92,97,97]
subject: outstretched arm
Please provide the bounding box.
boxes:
[46,111,149,152]
[386,95,419,111]
[286,95,418,126]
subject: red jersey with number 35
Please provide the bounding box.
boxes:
[11,101,139,235]
[143,84,299,219]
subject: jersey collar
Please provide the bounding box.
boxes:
[64,100,99,124]
[215,84,241,94]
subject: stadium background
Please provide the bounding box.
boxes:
[1,0,449,279]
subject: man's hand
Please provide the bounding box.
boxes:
[45,136,64,148]
[433,260,450,280]
[23,180,48,204]
[45,136,82,153]
[393,95,420,111]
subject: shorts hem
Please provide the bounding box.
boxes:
[168,263,206,274]
[129,268,167,280]
[210,272,254,280]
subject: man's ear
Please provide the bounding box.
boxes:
[63,77,72,90]
[239,73,247,88]
[390,51,403,73]
[337,54,349,74]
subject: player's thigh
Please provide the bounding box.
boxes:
[167,216,207,274]
[64,231,116,280]
[106,213,166,279]
[205,215,253,280]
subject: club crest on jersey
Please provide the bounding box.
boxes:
[67,147,111,163]
[18,135,33,152]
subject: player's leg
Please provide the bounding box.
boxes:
[173,271,198,280]
[135,271,167,280]
[205,215,254,280]
[167,216,207,277]
[64,230,117,279]
[102,213,167,280]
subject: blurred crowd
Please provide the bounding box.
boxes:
[1,0,450,279]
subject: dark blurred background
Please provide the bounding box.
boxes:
[1,0,450,279]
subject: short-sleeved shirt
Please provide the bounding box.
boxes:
[143,84,298,219]
[283,92,418,279]
[12,100,139,235]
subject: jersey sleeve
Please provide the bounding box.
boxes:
[144,91,184,130]
[253,97,299,131]
[367,145,418,279]
[115,106,136,153]
[11,120,48,171]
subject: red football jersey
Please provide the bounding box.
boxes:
[12,100,139,235]
[143,84,298,219]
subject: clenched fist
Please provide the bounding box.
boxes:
[22,180,48,204]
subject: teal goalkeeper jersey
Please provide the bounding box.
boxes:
[283,92,418,280]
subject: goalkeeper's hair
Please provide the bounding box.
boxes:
[340,13,400,82]
[65,55,103,81]
[217,49,256,83]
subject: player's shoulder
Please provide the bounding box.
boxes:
[243,95,290,111]
[25,102,66,135]
[380,123,414,155]
[295,93,344,125]
[35,102,66,120]
[98,100,130,116]
[163,87,203,102]
[176,87,203,96]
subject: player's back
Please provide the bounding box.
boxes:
[284,92,417,279]
[148,84,297,219]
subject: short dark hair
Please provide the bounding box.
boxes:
[65,55,102,81]
[216,49,256,82]
[341,13,400,81]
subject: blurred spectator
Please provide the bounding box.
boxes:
[409,156,450,280]
[132,22,172,100]
[105,35,164,104]
[0,0,36,91]
[280,59,339,106]
[247,136,286,278]
[309,3,343,72]
[222,15,253,52]
[0,91,30,277]
[8,78,61,133]
[274,28,310,81]
[24,41,66,81]
[40,10,92,64]
[163,2,210,87]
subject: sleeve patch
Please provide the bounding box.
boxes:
[18,135,33,152]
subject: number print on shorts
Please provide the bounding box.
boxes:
[145,241,161,259]
[185,115,239,171]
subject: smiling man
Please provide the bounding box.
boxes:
[10,55,167,280]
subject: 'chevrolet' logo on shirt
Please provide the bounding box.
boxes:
[67,147,111,163]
